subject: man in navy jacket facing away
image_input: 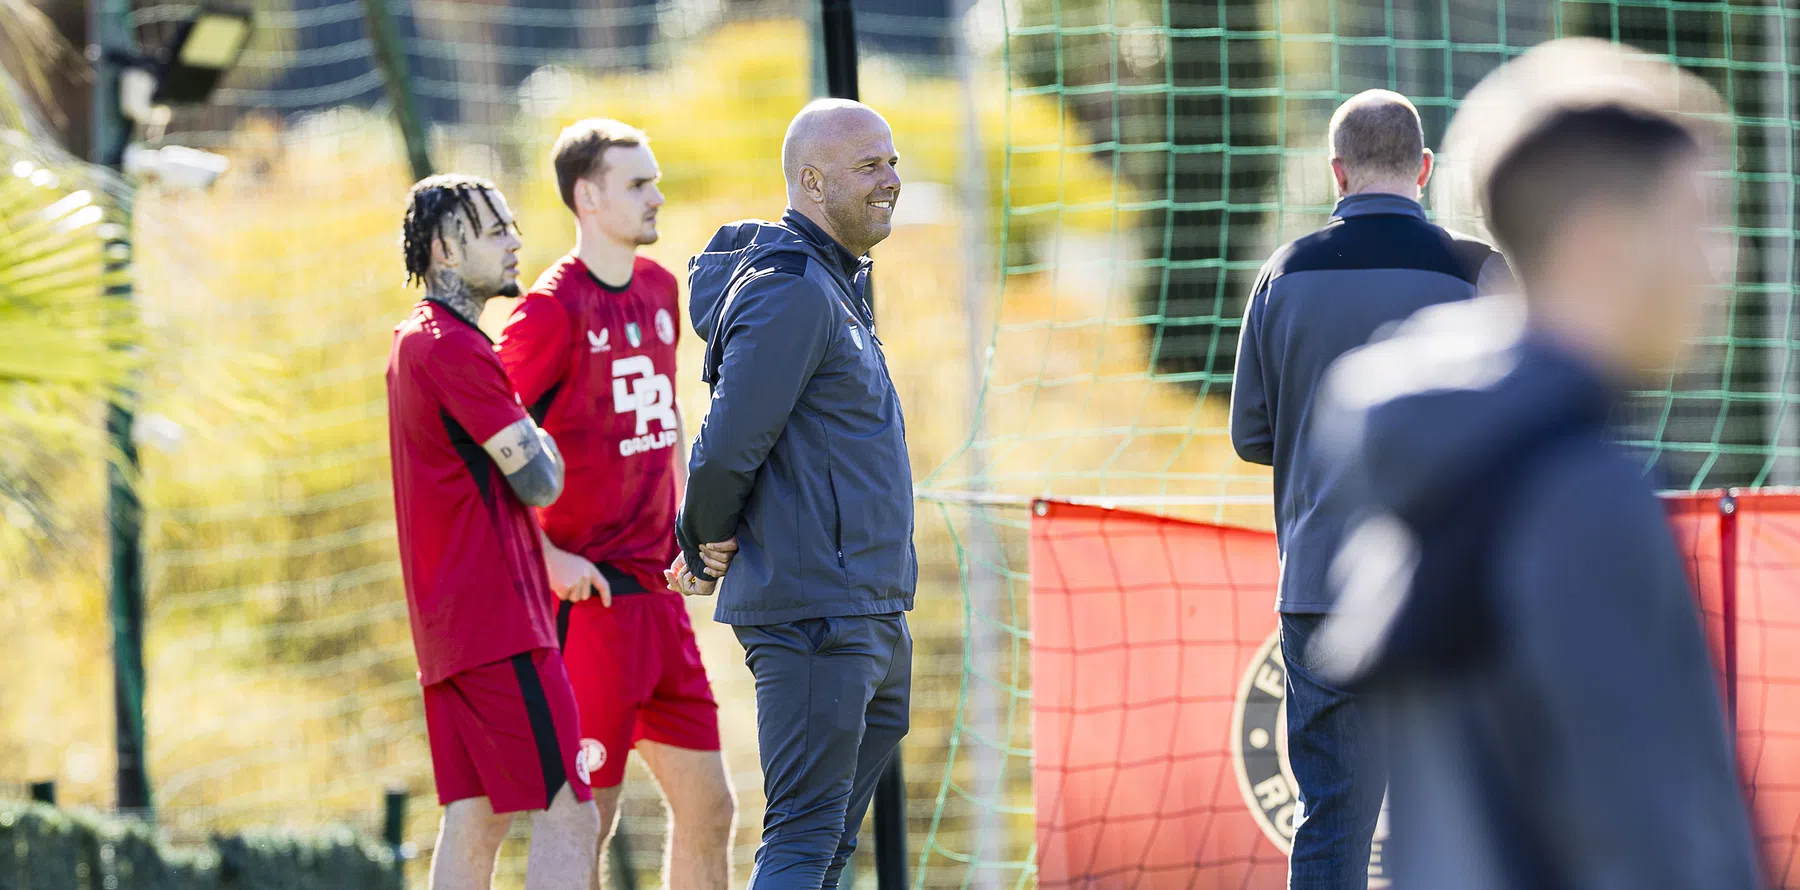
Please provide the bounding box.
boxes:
[1229,89,1508,889]
[667,99,915,890]
[1312,39,1761,890]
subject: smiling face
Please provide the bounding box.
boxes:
[796,107,901,256]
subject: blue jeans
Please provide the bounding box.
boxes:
[1281,613,1386,890]
[734,613,912,890]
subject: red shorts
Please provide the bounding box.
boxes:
[423,648,596,814]
[559,592,721,788]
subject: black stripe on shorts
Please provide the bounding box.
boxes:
[510,652,567,811]
[557,600,572,651]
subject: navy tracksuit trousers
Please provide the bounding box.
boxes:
[734,613,912,890]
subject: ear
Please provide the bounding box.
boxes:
[1330,157,1350,195]
[575,177,599,214]
[800,165,825,203]
[1417,148,1435,188]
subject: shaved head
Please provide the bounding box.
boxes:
[1329,89,1429,195]
[782,99,885,185]
[782,99,901,255]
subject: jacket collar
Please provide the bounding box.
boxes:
[1331,192,1427,221]
[782,209,865,279]
[1520,327,1625,426]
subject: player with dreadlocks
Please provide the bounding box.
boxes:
[386,174,602,890]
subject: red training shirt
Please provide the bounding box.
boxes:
[387,300,559,685]
[498,255,682,593]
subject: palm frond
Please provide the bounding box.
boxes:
[0,10,136,552]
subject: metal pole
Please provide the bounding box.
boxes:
[1765,13,1796,485]
[382,788,408,854]
[361,0,434,182]
[820,0,868,314]
[807,0,829,98]
[820,0,860,106]
[817,5,905,886]
[1720,494,1739,732]
[953,2,1006,885]
[92,0,152,820]
[873,755,908,890]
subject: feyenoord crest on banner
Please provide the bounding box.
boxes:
[1231,630,1390,888]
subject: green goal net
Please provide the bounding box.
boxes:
[912,0,1797,886]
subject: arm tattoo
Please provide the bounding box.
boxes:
[425,268,484,327]
[482,418,566,507]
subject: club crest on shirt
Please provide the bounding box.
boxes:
[1230,629,1390,886]
[849,324,863,350]
[625,322,642,348]
[655,308,676,345]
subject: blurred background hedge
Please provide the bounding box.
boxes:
[0,802,401,890]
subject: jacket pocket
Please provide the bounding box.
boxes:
[822,428,845,569]
[794,616,838,654]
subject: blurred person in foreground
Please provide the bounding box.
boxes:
[386,174,601,890]
[498,118,737,890]
[1311,39,1760,889]
[669,98,914,890]
[1229,88,1509,889]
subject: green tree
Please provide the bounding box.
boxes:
[1009,0,1276,396]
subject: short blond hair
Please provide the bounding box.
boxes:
[551,118,648,212]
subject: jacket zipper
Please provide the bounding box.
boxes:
[866,332,905,437]
[823,422,845,568]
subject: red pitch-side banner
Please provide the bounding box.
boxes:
[1031,495,1800,890]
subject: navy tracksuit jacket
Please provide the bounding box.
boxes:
[1308,298,1761,889]
[1230,192,1509,613]
[681,211,914,890]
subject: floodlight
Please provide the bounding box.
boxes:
[149,5,254,106]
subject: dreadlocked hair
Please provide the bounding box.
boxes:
[401,174,506,287]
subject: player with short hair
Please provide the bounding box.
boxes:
[497,120,737,890]
[1230,88,1507,890]
[1313,40,1760,889]
[387,173,600,890]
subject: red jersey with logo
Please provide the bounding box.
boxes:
[498,255,682,593]
[387,300,560,685]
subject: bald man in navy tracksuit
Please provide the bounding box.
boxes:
[1228,90,1509,890]
[672,101,914,890]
